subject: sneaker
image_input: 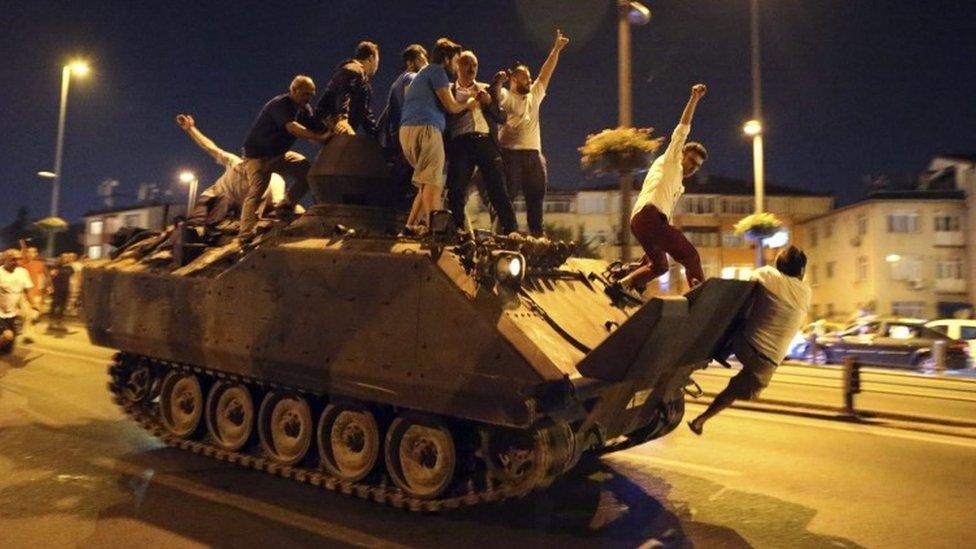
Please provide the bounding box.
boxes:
[687,420,703,436]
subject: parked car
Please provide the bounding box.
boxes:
[925,319,976,365]
[804,318,969,370]
[786,320,846,360]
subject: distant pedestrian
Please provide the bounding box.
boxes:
[687,246,811,435]
[48,254,75,331]
[1,249,33,355]
[239,75,332,244]
[317,41,381,137]
[498,29,569,236]
[399,37,479,235]
[17,243,47,343]
[616,84,709,293]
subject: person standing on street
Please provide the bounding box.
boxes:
[48,254,75,332]
[17,243,46,344]
[687,246,811,435]
[1,249,33,355]
[445,50,517,235]
[399,37,479,234]
[239,75,332,244]
[616,84,709,293]
[498,29,569,237]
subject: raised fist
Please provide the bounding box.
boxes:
[493,70,508,86]
[176,114,195,130]
[691,84,707,98]
[554,29,569,51]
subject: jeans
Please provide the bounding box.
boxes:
[447,134,517,234]
[501,148,547,236]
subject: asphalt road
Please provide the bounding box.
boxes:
[2,329,975,548]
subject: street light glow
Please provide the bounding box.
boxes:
[37,171,57,178]
[68,60,90,76]
[626,2,651,25]
[743,119,763,136]
[886,254,902,263]
[178,170,196,184]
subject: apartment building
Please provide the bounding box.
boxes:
[798,190,969,321]
[467,173,833,293]
[82,202,186,259]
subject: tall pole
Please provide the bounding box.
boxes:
[618,0,633,261]
[48,65,71,257]
[750,0,764,215]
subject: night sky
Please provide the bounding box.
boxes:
[1,0,974,225]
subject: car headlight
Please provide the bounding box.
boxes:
[492,251,525,289]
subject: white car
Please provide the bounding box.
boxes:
[925,319,976,365]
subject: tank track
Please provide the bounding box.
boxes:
[106,352,538,512]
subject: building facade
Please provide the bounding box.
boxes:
[798,190,969,321]
[82,202,186,259]
[467,173,833,294]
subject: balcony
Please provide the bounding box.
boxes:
[934,231,965,247]
[934,278,967,294]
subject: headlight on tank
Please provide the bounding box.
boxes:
[491,250,526,289]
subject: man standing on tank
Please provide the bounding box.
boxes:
[399,38,480,235]
[239,75,331,245]
[379,45,428,210]
[317,41,381,137]
[445,50,517,235]
[615,84,709,293]
[497,29,569,237]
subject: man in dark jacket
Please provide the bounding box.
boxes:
[317,41,380,137]
[445,50,517,234]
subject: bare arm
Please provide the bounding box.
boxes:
[176,114,227,163]
[679,84,707,126]
[285,121,331,142]
[435,87,477,114]
[536,29,570,90]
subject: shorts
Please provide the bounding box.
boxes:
[728,333,779,401]
[399,125,445,189]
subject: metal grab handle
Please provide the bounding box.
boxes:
[684,379,704,399]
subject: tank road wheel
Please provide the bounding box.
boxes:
[384,415,456,499]
[158,371,204,438]
[258,391,314,465]
[121,363,154,405]
[205,382,255,451]
[317,404,380,482]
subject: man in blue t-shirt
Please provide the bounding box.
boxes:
[239,75,331,243]
[398,38,480,235]
[378,44,428,211]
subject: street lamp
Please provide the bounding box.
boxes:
[179,170,198,215]
[45,58,90,257]
[743,119,765,214]
[617,0,651,262]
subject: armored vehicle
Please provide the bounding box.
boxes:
[84,136,755,511]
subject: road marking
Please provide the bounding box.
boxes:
[685,403,976,449]
[90,457,409,548]
[610,452,742,477]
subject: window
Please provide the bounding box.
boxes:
[809,226,818,247]
[577,195,607,214]
[721,265,754,280]
[856,256,868,281]
[682,227,720,248]
[701,261,718,279]
[87,245,102,259]
[679,196,716,214]
[543,200,572,213]
[826,261,835,279]
[890,256,923,281]
[934,213,961,232]
[123,213,141,227]
[936,258,964,280]
[89,219,104,236]
[887,324,921,339]
[721,232,746,248]
[891,301,925,318]
[856,214,867,236]
[810,265,819,286]
[887,210,919,233]
[720,197,752,215]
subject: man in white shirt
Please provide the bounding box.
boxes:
[1,249,33,355]
[688,246,812,435]
[176,114,287,226]
[498,29,569,236]
[618,84,709,292]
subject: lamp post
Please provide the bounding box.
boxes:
[617,0,651,262]
[179,171,198,216]
[44,59,90,257]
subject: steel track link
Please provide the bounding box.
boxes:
[107,352,534,512]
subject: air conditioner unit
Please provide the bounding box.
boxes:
[850,236,861,247]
